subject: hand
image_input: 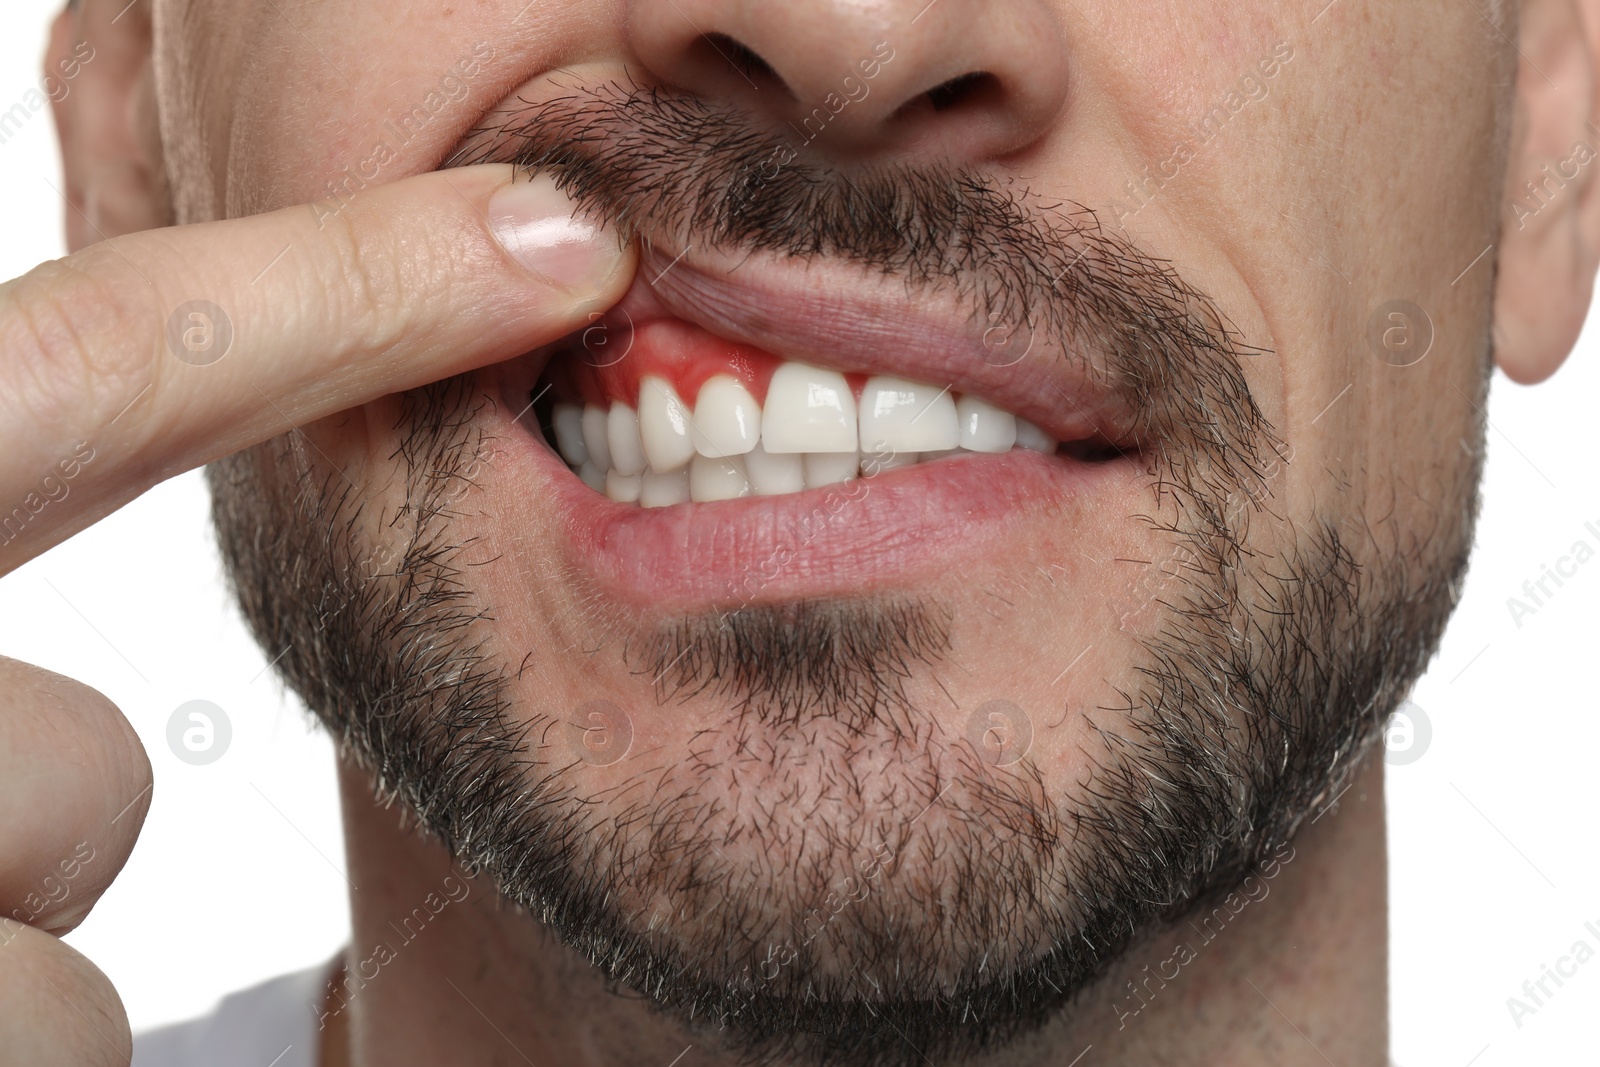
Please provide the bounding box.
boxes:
[0,164,633,1065]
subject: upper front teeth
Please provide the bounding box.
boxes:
[581,405,612,469]
[859,376,959,453]
[956,395,1016,452]
[762,363,858,453]
[607,401,649,477]
[692,376,761,457]
[550,361,1057,506]
[1013,417,1056,454]
[638,377,697,473]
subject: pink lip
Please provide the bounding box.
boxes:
[486,391,1141,609]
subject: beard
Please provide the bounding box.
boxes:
[207,81,1486,1066]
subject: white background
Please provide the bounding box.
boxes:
[0,4,1595,1063]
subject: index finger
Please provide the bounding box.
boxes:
[0,164,632,573]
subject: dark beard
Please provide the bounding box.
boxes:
[635,596,954,735]
[208,385,1478,1067]
[207,82,1486,1067]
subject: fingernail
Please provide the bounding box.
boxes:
[487,176,619,293]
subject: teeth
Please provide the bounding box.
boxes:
[640,468,690,508]
[692,376,761,457]
[762,362,857,453]
[639,376,697,472]
[607,402,648,477]
[956,395,1016,453]
[561,365,1070,506]
[743,441,806,495]
[858,377,959,454]
[551,403,588,466]
[804,451,859,488]
[1014,418,1057,453]
[690,454,753,501]
[605,469,642,503]
[862,447,918,477]
[577,461,607,492]
[582,405,612,470]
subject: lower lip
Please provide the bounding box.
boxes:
[486,384,1141,609]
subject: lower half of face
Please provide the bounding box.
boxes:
[195,6,1505,1064]
[208,288,1484,1066]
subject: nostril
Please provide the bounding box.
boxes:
[627,0,1069,161]
[924,71,1000,113]
[699,33,790,96]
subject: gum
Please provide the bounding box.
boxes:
[546,317,874,409]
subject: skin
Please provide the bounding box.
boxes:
[1,0,1596,1064]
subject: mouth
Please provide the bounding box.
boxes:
[533,297,1089,505]
[481,241,1149,610]
[425,59,1282,612]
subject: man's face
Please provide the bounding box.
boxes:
[171,0,1504,1061]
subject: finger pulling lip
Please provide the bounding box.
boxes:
[479,241,1150,611]
[446,65,1159,608]
[445,64,1146,451]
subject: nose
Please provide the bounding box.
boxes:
[625,0,1070,160]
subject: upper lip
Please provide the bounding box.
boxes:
[570,242,1138,450]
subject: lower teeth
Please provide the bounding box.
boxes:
[592,447,917,507]
[555,423,1057,507]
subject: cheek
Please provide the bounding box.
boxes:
[202,0,614,217]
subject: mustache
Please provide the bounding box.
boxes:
[446,76,1281,501]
